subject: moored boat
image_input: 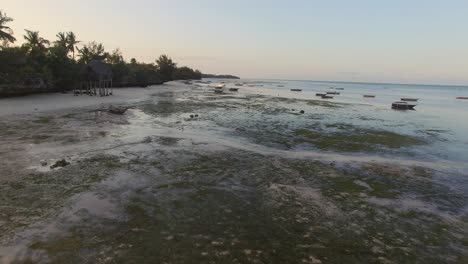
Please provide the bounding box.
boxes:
[456,96,468,100]
[316,93,326,97]
[391,101,416,110]
[215,83,225,89]
[327,91,340,95]
[363,95,376,98]
[401,98,419,102]
[291,89,302,92]
[229,88,239,92]
[321,95,334,99]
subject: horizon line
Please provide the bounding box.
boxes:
[233,78,468,88]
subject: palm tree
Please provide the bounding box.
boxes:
[0,10,16,44]
[66,31,80,60]
[23,29,49,51]
[77,41,106,63]
[55,32,68,48]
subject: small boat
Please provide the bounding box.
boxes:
[234,83,243,86]
[456,97,468,100]
[215,84,225,89]
[316,93,326,97]
[229,88,239,92]
[392,101,416,110]
[327,91,340,95]
[335,88,345,90]
[401,98,419,102]
[214,89,224,94]
[363,95,376,98]
[291,89,302,92]
[321,95,334,99]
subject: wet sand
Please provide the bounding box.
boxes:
[0,82,467,263]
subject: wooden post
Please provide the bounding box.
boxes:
[104,80,107,96]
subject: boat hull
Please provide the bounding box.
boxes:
[392,102,416,110]
[401,98,419,102]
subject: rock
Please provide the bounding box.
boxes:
[109,106,131,115]
[190,115,194,119]
[195,114,199,117]
[40,161,48,167]
[50,159,70,169]
[300,110,305,114]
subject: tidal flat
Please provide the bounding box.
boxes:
[0,83,467,263]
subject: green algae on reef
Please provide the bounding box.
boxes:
[9,150,466,264]
[294,128,426,152]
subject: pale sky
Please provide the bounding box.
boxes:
[3,0,468,85]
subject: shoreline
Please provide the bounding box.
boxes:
[0,82,188,117]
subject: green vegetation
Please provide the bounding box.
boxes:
[294,128,426,152]
[0,10,202,96]
[33,116,52,124]
[0,10,16,43]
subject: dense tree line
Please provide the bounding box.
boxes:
[0,10,202,96]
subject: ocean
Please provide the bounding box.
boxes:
[215,79,468,165]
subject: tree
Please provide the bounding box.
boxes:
[0,10,16,44]
[107,48,124,64]
[156,54,176,82]
[66,32,79,60]
[77,41,106,63]
[55,32,68,48]
[172,66,202,80]
[23,30,50,51]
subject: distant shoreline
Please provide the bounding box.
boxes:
[201,74,240,79]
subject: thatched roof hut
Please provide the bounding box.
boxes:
[85,60,112,81]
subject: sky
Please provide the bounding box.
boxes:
[2,0,468,85]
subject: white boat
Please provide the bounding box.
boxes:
[215,83,225,89]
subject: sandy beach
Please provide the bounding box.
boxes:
[0,81,467,263]
[0,83,184,116]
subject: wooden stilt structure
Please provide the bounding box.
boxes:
[76,60,113,97]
